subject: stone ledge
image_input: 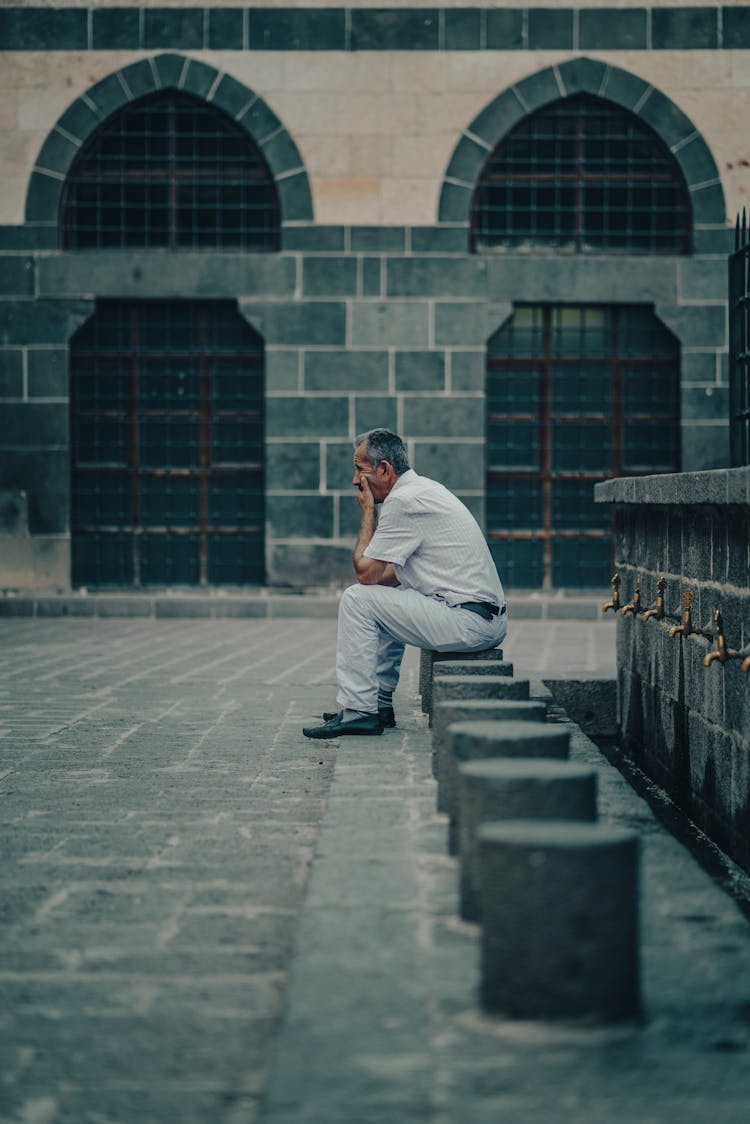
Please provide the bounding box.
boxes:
[594,467,750,507]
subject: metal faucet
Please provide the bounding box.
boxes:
[668,589,701,638]
[643,577,667,622]
[601,573,621,614]
[703,610,738,666]
[620,575,642,617]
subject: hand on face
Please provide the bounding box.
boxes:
[354,473,376,512]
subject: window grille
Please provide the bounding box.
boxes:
[61,91,280,250]
[70,300,264,587]
[729,211,750,466]
[472,94,691,254]
[487,304,680,590]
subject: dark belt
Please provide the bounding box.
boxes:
[459,601,506,621]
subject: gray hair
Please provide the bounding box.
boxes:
[355,428,410,476]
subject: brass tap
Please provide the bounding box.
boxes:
[620,574,642,617]
[703,610,737,666]
[601,573,621,614]
[668,589,696,638]
[742,655,750,673]
[643,577,667,622]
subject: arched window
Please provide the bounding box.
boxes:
[486,304,680,590]
[70,300,265,587]
[61,90,280,250]
[472,94,691,254]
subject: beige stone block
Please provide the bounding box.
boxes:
[333,92,418,136]
[728,51,750,90]
[279,52,389,94]
[0,91,18,131]
[380,177,439,225]
[389,55,451,94]
[270,92,341,135]
[18,85,87,132]
[303,136,352,178]
[413,92,489,135]
[0,176,29,226]
[443,53,538,95]
[392,133,454,180]
[315,178,380,224]
[348,134,392,177]
[199,51,284,92]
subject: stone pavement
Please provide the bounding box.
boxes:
[1,614,749,1124]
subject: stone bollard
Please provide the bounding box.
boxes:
[444,719,569,852]
[431,678,531,808]
[478,821,640,1022]
[431,695,544,801]
[419,646,504,715]
[457,758,597,921]
[429,660,514,720]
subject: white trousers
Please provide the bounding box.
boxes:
[335,584,508,714]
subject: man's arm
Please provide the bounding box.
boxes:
[352,479,400,587]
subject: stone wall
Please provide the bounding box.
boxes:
[595,468,750,873]
[1,4,749,588]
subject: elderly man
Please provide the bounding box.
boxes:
[303,428,507,739]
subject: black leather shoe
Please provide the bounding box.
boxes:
[303,712,383,739]
[322,706,395,729]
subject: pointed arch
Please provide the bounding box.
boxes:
[439,57,725,238]
[25,53,313,233]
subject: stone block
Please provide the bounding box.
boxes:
[361,258,381,298]
[350,9,439,50]
[600,67,650,113]
[282,227,346,253]
[350,228,406,253]
[394,351,445,392]
[677,140,721,196]
[445,8,481,50]
[412,441,483,491]
[402,396,483,438]
[458,759,597,921]
[266,350,300,392]
[418,645,506,701]
[410,227,468,254]
[435,301,510,346]
[485,8,523,49]
[527,8,573,48]
[266,443,321,491]
[261,131,305,180]
[266,395,348,438]
[268,542,353,586]
[351,302,429,348]
[681,423,729,472]
[0,228,56,252]
[638,89,703,152]
[653,8,718,50]
[25,172,63,226]
[679,259,726,303]
[0,7,87,49]
[0,350,23,397]
[0,257,33,299]
[144,10,204,50]
[240,301,346,347]
[444,134,492,189]
[27,349,67,398]
[437,182,474,224]
[478,821,640,1021]
[248,8,346,50]
[690,183,727,228]
[306,350,388,393]
[56,99,103,146]
[0,449,69,534]
[208,8,244,51]
[579,10,647,50]
[451,351,485,391]
[431,699,546,776]
[33,130,78,179]
[724,6,750,48]
[2,403,68,448]
[387,257,488,299]
[276,172,315,224]
[325,441,356,490]
[267,495,334,538]
[354,395,398,435]
[238,97,282,143]
[303,258,358,298]
[681,385,728,422]
[92,8,141,50]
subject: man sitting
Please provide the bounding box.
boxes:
[303,428,507,739]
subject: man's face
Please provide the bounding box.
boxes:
[352,443,390,503]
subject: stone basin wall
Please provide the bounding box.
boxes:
[595,468,750,873]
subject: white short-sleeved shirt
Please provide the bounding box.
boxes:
[363,469,505,608]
